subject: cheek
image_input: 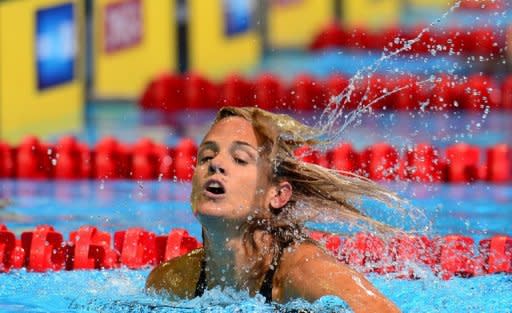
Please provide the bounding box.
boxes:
[190,172,202,214]
[237,171,259,191]
[191,171,200,193]
[191,163,207,191]
[239,173,269,207]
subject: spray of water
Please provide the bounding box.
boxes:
[295,0,509,237]
[314,2,466,146]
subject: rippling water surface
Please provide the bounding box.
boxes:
[0,180,511,312]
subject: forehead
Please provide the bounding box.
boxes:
[204,116,260,147]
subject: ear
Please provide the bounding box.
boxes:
[269,181,292,210]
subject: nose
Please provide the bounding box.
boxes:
[208,158,226,175]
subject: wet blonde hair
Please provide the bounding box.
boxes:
[208,107,405,285]
[215,106,402,227]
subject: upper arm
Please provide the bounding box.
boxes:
[281,248,400,313]
[145,249,203,299]
[145,261,196,298]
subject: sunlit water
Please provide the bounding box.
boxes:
[0,267,511,313]
[4,2,512,312]
[1,180,511,243]
[0,180,511,312]
[82,104,512,150]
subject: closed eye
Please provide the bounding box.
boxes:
[234,157,248,165]
[199,156,213,164]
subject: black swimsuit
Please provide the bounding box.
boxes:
[193,243,316,313]
[194,251,281,303]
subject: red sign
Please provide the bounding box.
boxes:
[104,0,143,53]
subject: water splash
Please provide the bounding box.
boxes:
[287,0,510,237]
[2,265,508,313]
[70,285,350,313]
[312,1,478,147]
[315,76,436,149]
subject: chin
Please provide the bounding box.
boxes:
[196,204,224,217]
[194,201,230,219]
[195,202,250,225]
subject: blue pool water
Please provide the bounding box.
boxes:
[2,100,512,313]
[1,180,511,243]
[80,104,512,150]
[2,103,511,312]
[0,180,511,312]
[5,3,512,305]
[0,268,510,313]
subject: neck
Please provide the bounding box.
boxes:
[201,220,274,294]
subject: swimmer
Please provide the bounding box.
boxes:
[146,107,401,313]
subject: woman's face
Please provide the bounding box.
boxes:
[191,116,273,224]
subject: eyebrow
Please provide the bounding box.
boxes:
[199,141,218,151]
[232,140,258,153]
[199,140,259,154]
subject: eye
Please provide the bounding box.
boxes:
[199,155,213,164]
[234,157,248,165]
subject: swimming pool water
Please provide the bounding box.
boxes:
[1,267,510,313]
[3,102,511,312]
[1,180,511,242]
[0,180,511,312]
[6,80,512,312]
[4,4,512,309]
[81,104,512,151]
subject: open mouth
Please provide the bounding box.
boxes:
[203,179,226,197]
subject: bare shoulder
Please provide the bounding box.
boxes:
[277,242,400,313]
[279,240,335,271]
[145,248,204,299]
[278,241,340,282]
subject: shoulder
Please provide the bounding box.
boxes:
[278,241,364,285]
[279,240,329,268]
[145,248,204,299]
[276,242,400,312]
[278,241,340,283]
[275,241,335,300]
[282,243,364,291]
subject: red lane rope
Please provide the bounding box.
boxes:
[0,224,200,272]
[459,0,505,10]
[309,22,506,55]
[138,72,512,112]
[0,224,510,279]
[1,136,511,183]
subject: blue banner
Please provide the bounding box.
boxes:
[36,3,76,90]
[223,0,253,36]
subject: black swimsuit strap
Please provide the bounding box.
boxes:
[194,249,283,303]
[259,246,284,303]
[259,268,275,303]
[194,257,207,298]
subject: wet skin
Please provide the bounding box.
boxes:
[147,117,401,313]
[191,116,274,223]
